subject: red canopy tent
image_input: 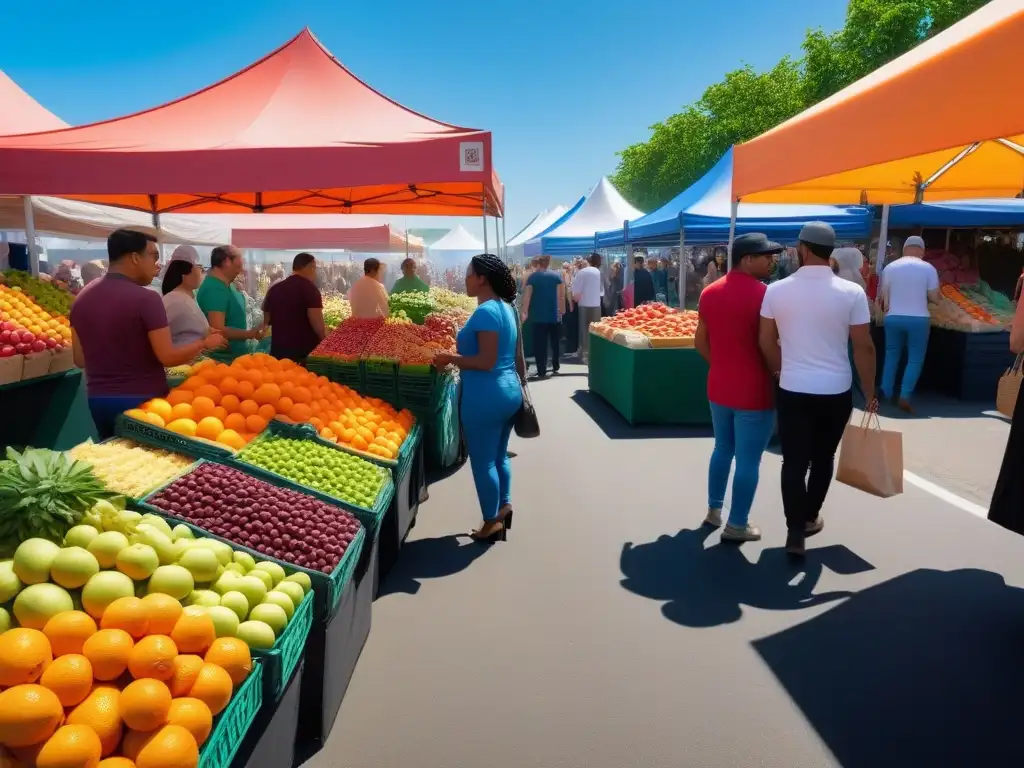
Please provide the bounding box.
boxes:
[211,214,424,253]
[0,72,67,135]
[0,29,503,218]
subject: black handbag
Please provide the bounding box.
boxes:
[512,306,540,438]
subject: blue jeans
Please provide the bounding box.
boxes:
[708,403,776,527]
[88,395,152,440]
[461,383,523,521]
[882,315,930,400]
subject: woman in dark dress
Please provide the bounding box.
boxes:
[989,296,1024,533]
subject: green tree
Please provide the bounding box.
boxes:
[613,0,990,212]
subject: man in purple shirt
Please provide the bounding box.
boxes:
[261,252,326,363]
[70,229,225,437]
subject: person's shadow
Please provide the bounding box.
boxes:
[754,568,1024,767]
[378,535,492,597]
[619,527,872,627]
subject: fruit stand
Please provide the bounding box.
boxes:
[587,305,711,426]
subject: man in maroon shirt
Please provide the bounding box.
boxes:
[70,229,225,438]
[695,233,781,542]
[261,252,326,363]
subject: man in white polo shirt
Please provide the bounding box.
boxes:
[758,222,877,556]
[572,252,604,363]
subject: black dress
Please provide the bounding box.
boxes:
[989,384,1024,534]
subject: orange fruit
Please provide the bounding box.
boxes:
[82,629,134,681]
[42,612,97,657]
[190,396,216,420]
[289,403,312,423]
[319,428,337,442]
[123,409,147,422]
[215,430,245,451]
[0,684,64,747]
[134,725,198,768]
[128,636,177,682]
[235,381,255,400]
[119,679,171,732]
[166,389,193,406]
[279,381,295,398]
[241,369,263,387]
[252,383,281,406]
[192,385,221,403]
[165,698,212,747]
[244,415,267,434]
[165,419,197,438]
[219,394,240,413]
[186,664,232,716]
[291,386,312,404]
[100,597,150,639]
[0,629,52,686]
[179,376,206,392]
[169,402,195,421]
[98,758,137,768]
[144,413,166,428]
[194,417,225,442]
[119,729,152,762]
[218,377,239,396]
[203,639,251,687]
[167,656,204,699]
[212,406,228,422]
[35,724,102,768]
[67,686,121,756]
[170,608,215,655]
[139,595,182,636]
[237,400,259,417]
[39,654,93,707]
[276,396,294,414]
[256,403,276,421]
[144,399,173,423]
[222,413,246,432]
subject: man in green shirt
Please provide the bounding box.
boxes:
[196,245,264,361]
[390,258,429,295]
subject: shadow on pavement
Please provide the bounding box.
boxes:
[619,527,872,627]
[571,391,714,440]
[378,535,491,597]
[754,568,1024,767]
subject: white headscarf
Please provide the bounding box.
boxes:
[832,247,865,289]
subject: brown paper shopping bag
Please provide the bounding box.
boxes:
[836,412,904,498]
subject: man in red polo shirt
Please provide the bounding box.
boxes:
[695,233,781,541]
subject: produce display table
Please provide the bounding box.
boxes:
[587,333,712,426]
[237,659,304,768]
[0,369,95,449]
[921,327,1015,401]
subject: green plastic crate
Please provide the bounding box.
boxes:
[198,659,263,768]
[115,413,237,462]
[252,590,313,700]
[423,378,461,470]
[139,462,366,623]
[397,367,438,411]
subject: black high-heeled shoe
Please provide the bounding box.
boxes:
[500,510,514,530]
[469,522,506,543]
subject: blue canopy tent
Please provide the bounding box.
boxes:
[889,199,1024,228]
[524,178,643,258]
[595,148,872,249]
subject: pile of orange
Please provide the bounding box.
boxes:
[0,597,252,768]
[125,353,415,458]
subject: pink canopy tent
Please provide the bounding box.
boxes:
[0,72,67,135]
[218,214,424,253]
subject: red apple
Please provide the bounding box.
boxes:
[45,338,57,349]
[0,321,14,332]
[30,340,45,353]
[18,330,34,345]
[0,331,11,345]
[0,345,14,358]
[14,343,29,355]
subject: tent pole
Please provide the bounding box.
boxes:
[152,212,166,264]
[945,228,951,252]
[405,218,410,259]
[493,216,500,261]
[483,212,489,254]
[726,200,738,272]
[678,228,686,310]
[22,197,39,277]
[876,204,890,270]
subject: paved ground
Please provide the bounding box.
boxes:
[311,365,1024,768]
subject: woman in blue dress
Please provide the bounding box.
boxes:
[433,254,525,543]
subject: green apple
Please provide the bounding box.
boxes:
[0,607,11,634]
[225,563,247,576]
[232,552,256,571]
[233,576,267,610]
[148,565,195,600]
[172,524,195,541]
[0,561,22,603]
[178,548,220,582]
[247,569,273,591]
[86,532,129,570]
[253,562,285,585]
[193,540,232,566]
[116,544,160,581]
[139,514,174,538]
[50,547,100,589]
[236,620,275,650]
[219,591,249,622]
[263,591,295,619]
[273,581,304,608]
[187,590,221,608]
[63,525,100,549]
[131,525,177,565]
[249,603,288,637]
[213,572,242,595]
[283,572,312,594]
[207,606,240,638]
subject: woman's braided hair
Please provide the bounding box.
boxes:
[470,253,517,303]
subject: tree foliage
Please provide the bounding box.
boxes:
[612,0,990,211]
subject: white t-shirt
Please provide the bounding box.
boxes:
[880,257,939,318]
[162,290,210,346]
[760,265,871,395]
[572,266,604,308]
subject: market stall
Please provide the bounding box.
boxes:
[505,203,571,264]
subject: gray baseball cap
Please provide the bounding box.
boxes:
[903,235,925,251]
[798,221,836,248]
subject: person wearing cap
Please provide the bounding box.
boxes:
[161,246,211,347]
[758,221,876,556]
[696,233,781,542]
[877,235,940,412]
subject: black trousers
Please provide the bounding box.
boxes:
[775,388,853,533]
[532,322,561,375]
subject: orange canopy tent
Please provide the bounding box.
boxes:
[0,29,503,218]
[733,0,1024,204]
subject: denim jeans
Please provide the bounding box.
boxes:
[882,315,931,400]
[708,403,776,527]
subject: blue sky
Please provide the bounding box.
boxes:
[3,0,847,243]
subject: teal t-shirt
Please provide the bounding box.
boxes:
[196,275,248,360]
[526,269,563,324]
[390,275,429,294]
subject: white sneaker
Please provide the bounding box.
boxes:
[703,508,722,528]
[722,524,762,542]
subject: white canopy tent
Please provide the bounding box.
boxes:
[524,178,643,258]
[505,205,569,263]
[428,223,485,268]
